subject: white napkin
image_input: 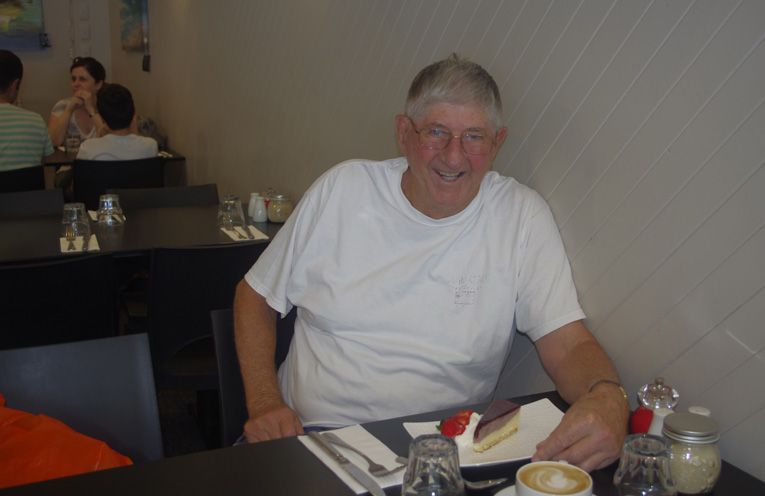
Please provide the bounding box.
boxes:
[403,398,564,467]
[59,234,100,253]
[88,210,126,222]
[220,225,269,241]
[299,425,405,494]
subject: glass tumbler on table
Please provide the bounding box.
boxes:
[216,195,246,228]
[402,434,464,496]
[97,194,124,226]
[613,434,677,496]
[61,202,90,237]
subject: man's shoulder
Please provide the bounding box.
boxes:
[0,104,45,123]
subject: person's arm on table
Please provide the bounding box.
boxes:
[533,320,630,472]
[233,280,304,442]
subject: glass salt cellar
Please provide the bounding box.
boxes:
[267,194,293,223]
[662,412,721,495]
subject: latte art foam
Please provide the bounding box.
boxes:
[518,462,591,495]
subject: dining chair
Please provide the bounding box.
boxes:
[106,184,219,209]
[0,253,117,351]
[0,333,164,462]
[0,188,64,218]
[147,242,269,446]
[72,156,165,210]
[0,165,45,193]
[211,307,296,447]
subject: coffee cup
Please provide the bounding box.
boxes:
[516,461,592,496]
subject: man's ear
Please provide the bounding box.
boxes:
[394,114,410,151]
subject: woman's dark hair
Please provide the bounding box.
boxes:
[71,56,106,83]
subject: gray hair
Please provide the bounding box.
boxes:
[405,53,503,131]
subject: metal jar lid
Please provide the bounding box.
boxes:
[662,412,719,444]
[271,194,290,202]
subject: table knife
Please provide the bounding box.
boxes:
[243,225,255,240]
[308,431,386,496]
[81,232,91,252]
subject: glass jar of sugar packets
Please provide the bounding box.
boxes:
[267,194,293,223]
[662,412,720,495]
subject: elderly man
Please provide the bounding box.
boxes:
[234,54,629,471]
[0,50,53,171]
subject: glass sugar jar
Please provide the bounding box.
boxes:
[267,194,293,223]
[662,412,721,495]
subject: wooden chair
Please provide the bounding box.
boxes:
[0,165,45,193]
[0,253,117,351]
[106,184,219,209]
[0,188,64,219]
[211,307,296,447]
[0,334,164,462]
[72,157,165,210]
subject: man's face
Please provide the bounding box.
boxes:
[395,102,507,219]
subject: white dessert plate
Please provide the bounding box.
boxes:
[403,398,564,467]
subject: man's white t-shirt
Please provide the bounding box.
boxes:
[76,134,158,161]
[245,157,584,427]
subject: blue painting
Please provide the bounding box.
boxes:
[0,0,44,51]
[120,0,149,51]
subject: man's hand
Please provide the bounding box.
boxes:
[243,403,304,443]
[532,385,629,472]
[533,321,630,472]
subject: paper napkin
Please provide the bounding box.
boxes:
[299,425,405,494]
[220,225,269,241]
[59,235,100,253]
[403,398,564,467]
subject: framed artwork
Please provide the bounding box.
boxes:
[0,0,45,51]
[120,0,149,52]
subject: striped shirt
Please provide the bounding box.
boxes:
[0,103,54,171]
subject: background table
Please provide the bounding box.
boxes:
[2,391,762,495]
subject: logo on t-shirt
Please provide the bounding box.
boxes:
[450,274,489,306]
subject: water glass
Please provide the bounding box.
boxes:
[401,434,464,496]
[216,195,246,227]
[613,434,677,496]
[65,136,80,154]
[61,202,90,237]
[97,194,125,226]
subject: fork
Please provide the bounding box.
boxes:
[321,431,406,477]
[64,225,77,251]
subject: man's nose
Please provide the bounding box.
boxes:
[439,136,466,167]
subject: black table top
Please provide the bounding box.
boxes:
[42,149,185,167]
[0,204,281,264]
[2,391,763,495]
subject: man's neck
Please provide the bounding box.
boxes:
[108,128,132,137]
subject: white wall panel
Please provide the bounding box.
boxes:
[107,0,765,480]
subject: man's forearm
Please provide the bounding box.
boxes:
[233,280,284,417]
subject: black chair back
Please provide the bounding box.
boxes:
[0,188,64,219]
[73,157,165,210]
[147,242,268,392]
[0,165,45,193]
[0,334,164,462]
[106,183,219,209]
[211,307,296,447]
[0,253,117,351]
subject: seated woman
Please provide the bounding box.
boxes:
[48,57,107,148]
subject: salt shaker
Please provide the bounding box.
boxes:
[662,412,721,495]
[252,195,268,222]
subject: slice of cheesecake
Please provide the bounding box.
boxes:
[472,399,521,452]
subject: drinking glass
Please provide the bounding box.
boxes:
[401,434,464,496]
[97,194,125,226]
[216,195,246,227]
[613,434,677,496]
[61,202,91,237]
[65,136,80,154]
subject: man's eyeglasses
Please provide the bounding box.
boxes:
[408,116,495,155]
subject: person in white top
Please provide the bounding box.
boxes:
[234,54,629,472]
[76,83,157,161]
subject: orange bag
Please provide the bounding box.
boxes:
[0,393,132,489]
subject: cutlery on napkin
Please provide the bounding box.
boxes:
[59,234,100,253]
[299,425,405,494]
[220,225,269,241]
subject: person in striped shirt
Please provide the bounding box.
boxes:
[0,50,54,172]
